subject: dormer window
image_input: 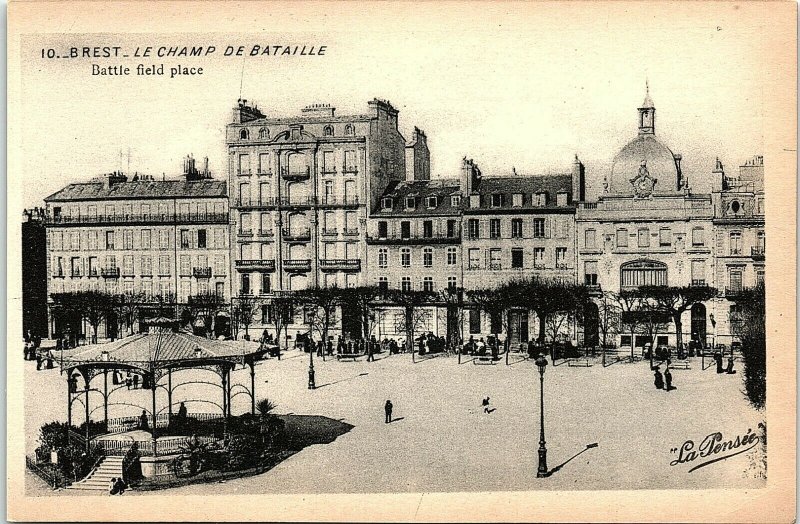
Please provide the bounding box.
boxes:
[405,197,416,210]
[451,195,462,207]
[381,197,393,211]
[469,194,480,208]
[535,192,548,206]
[259,128,269,139]
[345,124,355,136]
[323,125,334,137]
[490,194,503,208]
[240,128,249,140]
[426,196,438,209]
[556,192,568,206]
[512,193,523,207]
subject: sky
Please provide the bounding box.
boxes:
[17,3,770,210]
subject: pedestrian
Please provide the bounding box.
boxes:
[132,374,139,389]
[46,350,54,369]
[113,477,126,495]
[125,373,132,390]
[482,397,491,413]
[177,402,188,420]
[326,339,333,356]
[726,356,737,374]
[139,410,149,431]
[664,367,673,391]
[367,340,375,362]
[384,400,393,423]
[109,477,118,495]
[35,352,42,371]
[316,339,324,357]
[347,340,353,354]
[653,366,665,390]
[714,351,724,374]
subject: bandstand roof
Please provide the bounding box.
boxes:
[60,331,270,373]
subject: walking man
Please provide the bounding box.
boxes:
[367,340,375,362]
[482,396,491,414]
[384,400,393,423]
[653,366,665,390]
[664,367,673,391]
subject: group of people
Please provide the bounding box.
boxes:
[652,364,675,392]
[713,351,737,375]
[23,332,56,370]
[462,336,502,360]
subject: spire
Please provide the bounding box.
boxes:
[641,79,655,109]
[638,81,656,135]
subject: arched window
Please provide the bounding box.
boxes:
[345,124,355,136]
[323,125,334,137]
[240,128,249,140]
[620,259,667,289]
[259,128,269,139]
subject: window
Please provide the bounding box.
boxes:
[691,260,705,286]
[123,255,134,276]
[584,229,596,249]
[512,193,523,207]
[54,257,64,276]
[489,219,501,239]
[451,195,461,207]
[180,255,190,276]
[214,229,225,249]
[423,247,433,267]
[556,192,568,206]
[400,221,411,239]
[756,198,764,215]
[427,196,438,209]
[756,230,765,253]
[87,231,98,250]
[534,218,546,238]
[401,276,412,292]
[141,230,151,249]
[323,125,333,136]
[70,257,80,277]
[692,227,705,246]
[158,255,170,276]
[468,248,480,269]
[468,219,479,239]
[536,192,548,206]
[197,229,207,248]
[122,230,132,250]
[466,308,480,334]
[659,228,672,246]
[448,276,457,290]
[555,217,568,239]
[555,247,567,269]
[71,232,81,251]
[51,231,63,251]
[240,213,252,234]
[511,248,524,268]
[88,257,98,276]
[377,221,388,238]
[159,230,169,249]
[511,218,523,238]
[729,268,743,293]
[106,255,117,269]
[258,127,269,139]
[322,181,334,204]
[756,270,765,287]
[241,273,251,295]
[381,197,393,210]
[621,260,668,288]
[446,247,457,265]
[123,280,134,295]
[240,128,249,140]
[488,249,501,270]
[378,276,388,291]
[141,256,152,276]
[616,228,628,248]
[105,231,115,250]
[584,261,598,285]
[405,197,416,210]
[180,230,190,249]
[533,247,545,269]
[345,124,355,136]
[322,151,335,173]
[638,228,650,248]
[446,220,457,238]
[400,248,411,268]
[261,273,271,294]
[730,231,742,255]
[423,221,433,238]
[729,304,743,332]
[214,255,225,276]
[491,194,503,207]
[378,248,388,268]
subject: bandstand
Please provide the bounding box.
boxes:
[59,318,275,477]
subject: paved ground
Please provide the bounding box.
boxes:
[25,348,765,495]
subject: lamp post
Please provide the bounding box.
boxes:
[308,344,316,390]
[535,353,548,478]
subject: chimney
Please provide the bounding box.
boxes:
[204,156,209,176]
[571,155,585,202]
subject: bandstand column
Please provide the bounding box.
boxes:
[167,368,173,425]
[151,370,158,457]
[83,373,90,453]
[103,369,109,427]
[227,367,233,418]
[66,376,72,428]
[221,368,228,418]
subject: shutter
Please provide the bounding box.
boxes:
[544,217,551,238]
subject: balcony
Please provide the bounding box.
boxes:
[87,269,99,278]
[282,228,311,241]
[283,259,311,272]
[235,260,276,272]
[193,267,212,278]
[44,212,229,227]
[282,197,314,208]
[321,228,338,237]
[318,196,360,207]
[691,279,707,287]
[725,286,744,297]
[321,167,337,175]
[342,227,359,237]
[319,259,361,271]
[101,267,120,279]
[237,169,252,176]
[342,165,358,174]
[366,231,462,245]
[238,229,254,237]
[70,270,82,278]
[280,166,311,181]
[751,246,765,260]
[256,169,272,176]
[256,229,275,238]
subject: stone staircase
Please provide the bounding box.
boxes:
[67,455,124,492]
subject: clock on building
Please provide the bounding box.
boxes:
[630,160,657,198]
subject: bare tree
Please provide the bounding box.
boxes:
[295,286,342,346]
[340,286,382,341]
[438,286,465,347]
[234,294,261,339]
[387,288,436,355]
[186,292,227,337]
[113,292,145,336]
[265,295,295,349]
[638,285,718,352]
[595,291,621,350]
[613,289,641,361]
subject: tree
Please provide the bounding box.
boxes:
[265,295,295,349]
[186,292,227,337]
[295,286,342,347]
[55,290,115,344]
[113,292,145,336]
[613,289,641,361]
[467,285,512,349]
[340,286,382,341]
[595,291,621,350]
[635,295,670,367]
[387,288,436,354]
[731,283,765,409]
[438,287,465,347]
[637,285,718,352]
[518,278,586,345]
[233,295,261,339]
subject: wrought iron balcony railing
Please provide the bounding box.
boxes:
[319,259,361,271]
[193,267,212,278]
[283,259,311,272]
[101,267,120,278]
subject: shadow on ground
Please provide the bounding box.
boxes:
[278,414,354,450]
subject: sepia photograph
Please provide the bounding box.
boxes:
[7,1,796,522]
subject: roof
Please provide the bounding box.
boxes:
[468,174,574,210]
[610,134,679,195]
[44,180,227,202]
[374,179,463,216]
[60,331,269,372]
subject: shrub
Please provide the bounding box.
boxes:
[732,284,766,410]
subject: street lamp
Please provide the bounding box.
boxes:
[308,342,316,390]
[535,353,548,478]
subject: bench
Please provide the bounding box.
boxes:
[669,360,691,370]
[473,356,499,365]
[568,357,593,367]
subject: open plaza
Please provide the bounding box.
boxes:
[25,343,765,495]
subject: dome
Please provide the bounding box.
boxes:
[609,134,679,195]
